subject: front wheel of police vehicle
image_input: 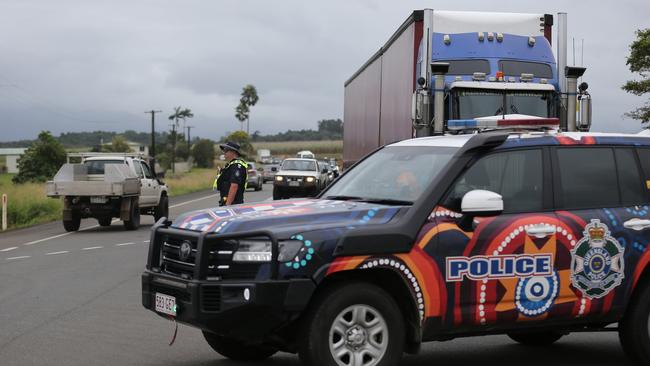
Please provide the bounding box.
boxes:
[202,331,278,361]
[299,282,405,366]
[619,279,650,364]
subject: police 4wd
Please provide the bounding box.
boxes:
[142,122,650,365]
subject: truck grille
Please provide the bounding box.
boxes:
[160,236,260,280]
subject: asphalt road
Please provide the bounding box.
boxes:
[0,183,634,366]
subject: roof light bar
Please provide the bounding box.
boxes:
[447,118,560,131]
[520,73,534,82]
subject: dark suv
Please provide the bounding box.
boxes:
[142,131,650,365]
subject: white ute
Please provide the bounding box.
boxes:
[47,153,169,231]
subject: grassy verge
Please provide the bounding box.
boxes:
[0,174,62,230]
[165,168,217,197]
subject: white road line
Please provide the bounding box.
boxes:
[0,247,18,252]
[170,194,219,208]
[143,240,150,243]
[116,242,136,246]
[6,256,30,260]
[46,251,69,255]
[82,246,103,251]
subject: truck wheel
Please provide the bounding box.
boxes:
[153,195,169,222]
[97,217,112,227]
[63,216,81,232]
[619,279,650,364]
[123,200,140,230]
[507,331,564,346]
[299,282,405,366]
[202,331,277,361]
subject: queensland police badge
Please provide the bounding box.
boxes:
[570,219,625,299]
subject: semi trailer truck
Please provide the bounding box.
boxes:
[343,10,592,166]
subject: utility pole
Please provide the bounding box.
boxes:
[170,123,177,174]
[144,110,162,159]
[186,125,195,156]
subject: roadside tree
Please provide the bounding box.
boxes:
[13,131,66,184]
[623,28,650,123]
[192,139,215,168]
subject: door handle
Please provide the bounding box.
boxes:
[525,224,556,238]
[623,218,650,231]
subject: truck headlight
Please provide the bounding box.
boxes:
[275,176,284,182]
[305,176,315,183]
[231,239,306,263]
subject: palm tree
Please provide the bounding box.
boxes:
[235,103,249,132]
[168,106,194,173]
[236,84,259,134]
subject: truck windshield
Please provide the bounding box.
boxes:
[455,88,552,119]
[282,160,316,171]
[83,160,126,174]
[324,146,457,204]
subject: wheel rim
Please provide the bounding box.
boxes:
[328,304,388,366]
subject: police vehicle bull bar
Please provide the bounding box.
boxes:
[146,218,281,280]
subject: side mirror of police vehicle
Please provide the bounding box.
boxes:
[461,189,503,216]
[458,190,503,231]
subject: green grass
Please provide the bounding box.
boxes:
[0,174,63,230]
[165,168,217,197]
[252,140,342,158]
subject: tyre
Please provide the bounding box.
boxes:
[123,200,140,230]
[202,331,277,361]
[299,282,405,366]
[256,179,262,191]
[153,194,169,222]
[619,279,650,364]
[97,217,112,227]
[273,187,283,200]
[507,331,564,346]
[63,215,81,232]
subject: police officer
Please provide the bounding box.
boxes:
[214,141,248,206]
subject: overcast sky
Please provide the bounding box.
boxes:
[0,0,648,142]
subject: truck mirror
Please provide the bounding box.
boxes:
[411,91,421,123]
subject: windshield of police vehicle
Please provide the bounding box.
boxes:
[455,88,552,119]
[83,160,127,174]
[324,146,457,203]
[281,159,317,171]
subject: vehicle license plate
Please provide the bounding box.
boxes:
[155,293,176,316]
[289,181,300,187]
[90,196,107,204]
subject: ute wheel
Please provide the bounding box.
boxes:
[63,215,81,232]
[507,331,564,346]
[299,282,405,366]
[97,217,112,227]
[619,279,650,364]
[273,187,282,200]
[202,331,277,361]
[123,200,140,230]
[153,194,169,223]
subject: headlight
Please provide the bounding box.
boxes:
[305,176,315,183]
[231,239,306,263]
[275,176,284,182]
[232,240,272,262]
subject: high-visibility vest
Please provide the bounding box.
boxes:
[213,158,249,191]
